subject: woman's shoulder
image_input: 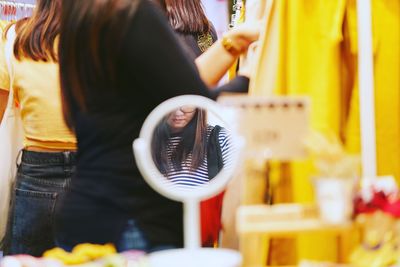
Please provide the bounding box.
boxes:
[207,125,228,139]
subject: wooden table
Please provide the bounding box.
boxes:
[236,204,356,267]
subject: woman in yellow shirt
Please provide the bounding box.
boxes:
[0,0,76,256]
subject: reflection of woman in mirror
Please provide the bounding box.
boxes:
[152,106,230,188]
[152,106,230,248]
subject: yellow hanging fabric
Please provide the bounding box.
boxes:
[0,20,9,31]
[283,0,348,263]
[345,0,400,184]
[249,0,353,264]
[249,0,400,263]
[248,0,277,96]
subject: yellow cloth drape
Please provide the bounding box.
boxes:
[248,0,277,96]
[0,20,9,31]
[278,0,346,263]
[248,0,399,264]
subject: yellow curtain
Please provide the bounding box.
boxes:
[248,0,400,264]
[279,0,346,263]
[249,0,347,263]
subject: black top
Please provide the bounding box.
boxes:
[55,0,213,249]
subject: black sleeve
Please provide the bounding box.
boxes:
[123,0,212,102]
[210,76,250,98]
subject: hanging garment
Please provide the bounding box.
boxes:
[249,0,400,263]
[247,0,277,96]
[249,0,355,264]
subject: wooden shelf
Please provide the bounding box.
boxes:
[237,204,354,236]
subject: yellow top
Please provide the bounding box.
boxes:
[0,25,76,150]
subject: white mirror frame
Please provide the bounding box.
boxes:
[133,95,243,202]
[133,95,243,249]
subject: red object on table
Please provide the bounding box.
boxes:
[200,191,225,247]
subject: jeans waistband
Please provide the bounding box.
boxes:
[21,150,77,165]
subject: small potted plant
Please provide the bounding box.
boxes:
[305,132,360,224]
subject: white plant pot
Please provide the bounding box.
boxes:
[314,178,354,224]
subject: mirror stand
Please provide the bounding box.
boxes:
[184,199,200,249]
[133,138,242,267]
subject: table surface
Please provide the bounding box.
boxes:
[237,204,355,236]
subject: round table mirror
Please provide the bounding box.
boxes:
[133,95,243,267]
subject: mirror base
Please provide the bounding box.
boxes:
[148,248,242,267]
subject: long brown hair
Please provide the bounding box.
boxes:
[155,0,210,34]
[3,0,60,62]
[152,109,208,174]
[59,0,140,128]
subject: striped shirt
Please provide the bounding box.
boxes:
[164,125,231,189]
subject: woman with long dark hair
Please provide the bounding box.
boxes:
[0,0,76,256]
[152,106,229,187]
[152,108,206,179]
[152,107,229,247]
[55,0,257,251]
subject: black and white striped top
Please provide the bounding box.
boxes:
[164,125,231,189]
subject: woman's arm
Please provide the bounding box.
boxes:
[195,23,260,87]
[0,34,10,124]
[0,89,8,123]
[124,0,212,103]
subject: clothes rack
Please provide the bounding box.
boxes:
[0,1,35,21]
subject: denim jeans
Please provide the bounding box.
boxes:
[3,150,76,256]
